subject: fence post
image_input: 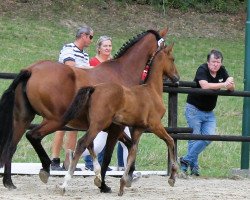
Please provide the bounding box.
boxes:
[241,0,250,169]
[167,92,178,174]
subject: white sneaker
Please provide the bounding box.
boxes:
[117,166,125,171]
[132,172,142,182]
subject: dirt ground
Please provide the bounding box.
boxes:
[1,174,250,200]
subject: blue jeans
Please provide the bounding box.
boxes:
[183,103,216,169]
[84,147,105,169]
[117,143,124,167]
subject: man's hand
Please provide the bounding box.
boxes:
[224,77,235,91]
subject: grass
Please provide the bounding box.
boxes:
[0,2,247,178]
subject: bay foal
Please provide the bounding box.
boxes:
[62,44,179,195]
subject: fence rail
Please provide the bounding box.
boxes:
[1,72,250,171]
[1,72,249,143]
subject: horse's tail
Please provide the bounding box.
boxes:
[0,70,31,167]
[63,86,95,123]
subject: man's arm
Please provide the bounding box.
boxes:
[64,60,93,69]
[199,76,235,91]
[64,60,76,67]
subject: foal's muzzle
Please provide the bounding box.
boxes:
[170,75,180,86]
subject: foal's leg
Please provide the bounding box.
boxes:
[119,128,143,196]
[61,129,100,193]
[151,123,178,186]
[86,141,102,187]
[117,128,136,184]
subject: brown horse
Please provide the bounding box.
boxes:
[0,29,168,191]
[61,44,179,196]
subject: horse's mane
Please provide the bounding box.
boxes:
[143,46,166,84]
[114,30,160,59]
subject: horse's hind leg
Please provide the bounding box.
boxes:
[3,85,35,189]
[25,120,64,184]
[3,124,29,190]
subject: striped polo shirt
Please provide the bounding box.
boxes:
[58,43,90,68]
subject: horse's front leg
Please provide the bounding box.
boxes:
[118,128,143,196]
[98,125,121,193]
[152,124,178,187]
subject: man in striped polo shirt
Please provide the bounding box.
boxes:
[51,25,94,171]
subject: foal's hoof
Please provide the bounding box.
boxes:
[94,176,102,187]
[118,190,124,196]
[59,186,66,196]
[168,178,175,187]
[39,169,49,183]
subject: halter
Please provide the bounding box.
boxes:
[145,30,166,67]
[141,32,166,84]
[146,39,165,67]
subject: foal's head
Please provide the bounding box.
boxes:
[161,44,179,84]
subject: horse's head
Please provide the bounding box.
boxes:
[162,44,180,84]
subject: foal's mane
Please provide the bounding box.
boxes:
[114,30,161,59]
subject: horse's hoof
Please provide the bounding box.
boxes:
[100,185,112,193]
[94,176,102,187]
[3,181,17,190]
[39,169,50,183]
[168,178,175,187]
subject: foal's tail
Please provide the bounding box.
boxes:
[0,70,31,167]
[63,86,95,123]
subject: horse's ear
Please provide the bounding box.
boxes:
[159,28,168,38]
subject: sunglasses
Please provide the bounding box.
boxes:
[89,35,93,40]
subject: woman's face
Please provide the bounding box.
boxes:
[98,40,112,56]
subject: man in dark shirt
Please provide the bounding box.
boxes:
[180,49,235,176]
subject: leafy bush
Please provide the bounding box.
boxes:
[115,0,246,13]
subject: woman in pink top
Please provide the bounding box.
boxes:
[85,36,130,171]
[90,35,112,67]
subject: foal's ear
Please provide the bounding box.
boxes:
[159,28,168,38]
[165,43,174,54]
